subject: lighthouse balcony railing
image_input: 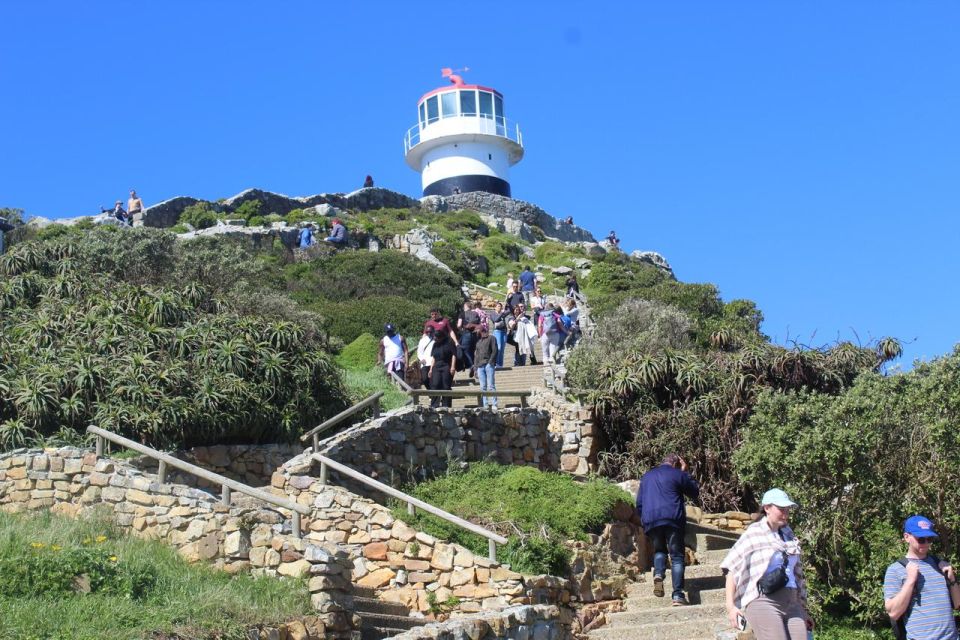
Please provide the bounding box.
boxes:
[404,116,522,154]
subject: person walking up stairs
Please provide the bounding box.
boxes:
[587,522,740,640]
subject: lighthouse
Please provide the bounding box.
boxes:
[404,68,524,197]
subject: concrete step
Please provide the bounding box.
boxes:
[362,626,416,640]
[645,564,723,580]
[352,596,412,617]
[693,532,737,553]
[608,603,727,625]
[697,548,732,565]
[588,618,724,640]
[625,587,727,608]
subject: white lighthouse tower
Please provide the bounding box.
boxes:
[404,68,524,197]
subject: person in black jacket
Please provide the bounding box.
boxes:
[428,330,457,408]
[636,453,701,605]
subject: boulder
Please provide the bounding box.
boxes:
[551,266,573,276]
[142,196,203,228]
[631,250,674,276]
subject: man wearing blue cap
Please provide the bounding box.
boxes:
[884,515,960,640]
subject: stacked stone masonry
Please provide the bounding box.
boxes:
[272,452,574,616]
[528,389,598,476]
[387,604,571,640]
[0,447,359,639]
[129,443,301,491]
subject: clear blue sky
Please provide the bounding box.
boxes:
[3,2,958,367]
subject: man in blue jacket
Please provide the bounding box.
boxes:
[636,453,700,605]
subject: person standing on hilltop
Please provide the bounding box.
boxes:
[127,189,144,222]
[884,515,960,640]
[363,175,374,188]
[636,453,700,606]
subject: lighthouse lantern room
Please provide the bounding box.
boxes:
[404,68,524,198]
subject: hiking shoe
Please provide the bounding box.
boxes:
[653,576,664,597]
[671,596,690,606]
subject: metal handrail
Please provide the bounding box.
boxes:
[312,454,507,563]
[465,281,508,299]
[408,389,531,408]
[404,115,523,154]
[301,392,383,451]
[86,426,309,537]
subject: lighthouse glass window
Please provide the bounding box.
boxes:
[441,92,457,118]
[425,96,439,124]
[460,90,477,116]
[495,95,505,135]
[479,92,494,120]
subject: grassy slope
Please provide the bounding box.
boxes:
[0,510,311,640]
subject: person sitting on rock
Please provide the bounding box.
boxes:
[363,175,374,188]
[325,218,348,245]
[102,201,131,227]
[607,230,620,247]
[298,223,315,249]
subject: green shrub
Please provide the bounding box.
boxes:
[735,347,960,624]
[431,241,476,280]
[319,296,433,346]
[179,202,218,230]
[336,333,380,370]
[246,216,266,228]
[393,463,631,575]
[169,223,190,234]
[231,200,262,221]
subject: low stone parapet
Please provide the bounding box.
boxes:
[386,604,572,640]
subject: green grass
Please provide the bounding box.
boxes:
[0,510,312,640]
[392,463,631,575]
[340,366,410,411]
[814,618,890,640]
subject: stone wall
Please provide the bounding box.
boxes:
[0,447,359,639]
[528,389,598,477]
[315,406,560,493]
[270,457,574,616]
[387,604,572,640]
[129,443,302,490]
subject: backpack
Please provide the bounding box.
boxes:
[542,311,562,335]
[560,314,573,331]
[475,309,489,333]
[890,555,949,640]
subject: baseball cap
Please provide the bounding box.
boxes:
[384,323,395,333]
[904,515,939,538]
[760,488,797,508]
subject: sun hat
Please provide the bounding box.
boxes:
[760,488,797,508]
[903,515,939,538]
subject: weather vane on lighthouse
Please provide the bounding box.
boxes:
[403,68,524,198]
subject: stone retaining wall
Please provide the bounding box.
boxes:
[315,406,560,493]
[0,447,359,639]
[528,389,598,477]
[387,604,571,640]
[129,443,302,490]
[271,454,574,616]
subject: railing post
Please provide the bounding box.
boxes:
[489,539,497,564]
[373,398,380,419]
[221,485,231,506]
[407,501,415,517]
[157,460,167,484]
[319,461,328,486]
[312,433,319,453]
[292,512,302,539]
[520,395,528,409]
[95,436,103,458]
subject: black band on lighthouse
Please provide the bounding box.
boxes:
[423,175,511,198]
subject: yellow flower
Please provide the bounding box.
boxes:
[51,545,62,551]
[30,542,45,549]
[95,535,107,543]
[82,538,91,545]
[109,556,118,562]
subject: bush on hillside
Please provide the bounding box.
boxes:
[0,231,348,451]
[319,296,432,346]
[431,241,477,280]
[735,347,960,624]
[336,333,380,370]
[394,463,631,575]
[231,200,262,221]
[179,202,219,230]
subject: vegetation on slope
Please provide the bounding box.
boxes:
[393,462,631,575]
[0,227,349,451]
[0,510,312,640]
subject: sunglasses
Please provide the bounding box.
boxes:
[915,537,935,544]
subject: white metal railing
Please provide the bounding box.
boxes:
[404,115,523,154]
[87,426,309,537]
[312,454,508,563]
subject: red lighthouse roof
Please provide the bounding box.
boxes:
[417,68,502,104]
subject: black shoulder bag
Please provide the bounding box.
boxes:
[757,551,790,595]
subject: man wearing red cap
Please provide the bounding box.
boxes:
[885,515,960,640]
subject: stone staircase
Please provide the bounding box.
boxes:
[353,586,426,640]
[587,524,739,640]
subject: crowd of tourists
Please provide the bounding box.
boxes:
[374,266,583,409]
[636,454,960,640]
